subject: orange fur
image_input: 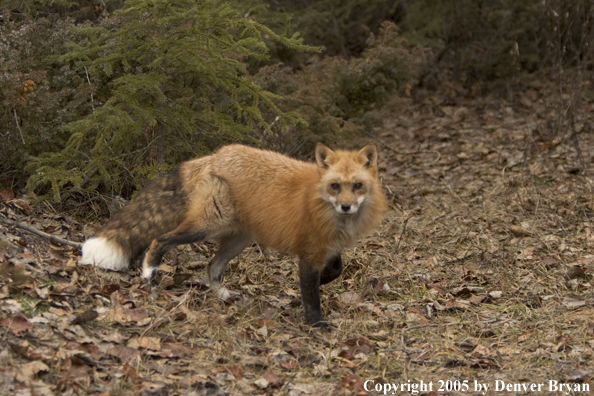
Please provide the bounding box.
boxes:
[192,144,387,270]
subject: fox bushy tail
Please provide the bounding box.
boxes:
[80,167,189,270]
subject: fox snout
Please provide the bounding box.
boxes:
[337,201,356,214]
[333,196,365,215]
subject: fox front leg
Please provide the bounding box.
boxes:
[320,254,342,285]
[298,261,328,327]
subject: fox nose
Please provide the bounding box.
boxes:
[341,204,351,212]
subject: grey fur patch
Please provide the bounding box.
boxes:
[95,166,189,261]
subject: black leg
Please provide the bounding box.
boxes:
[299,263,327,327]
[320,254,342,285]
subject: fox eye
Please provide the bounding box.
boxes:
[353,183,363,191]
[331,183,340,191]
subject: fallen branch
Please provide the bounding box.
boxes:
[0,216,82,249]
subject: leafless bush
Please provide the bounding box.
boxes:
[535,0,594,167]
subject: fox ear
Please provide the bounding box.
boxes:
[315,144,336,169]
[358,144,378,168]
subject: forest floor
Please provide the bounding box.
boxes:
[2,87,594,396]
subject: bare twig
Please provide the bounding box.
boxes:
[400,323,438,353]
[0,216,82,249]
[427,212,446,225]
[395,216,410,254]
[12,109,25,144]
[83,65,95,113]
[140,291,191,337]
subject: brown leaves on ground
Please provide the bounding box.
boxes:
[1,315,33,335]
[2,88,594,394]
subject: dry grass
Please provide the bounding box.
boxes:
[1,91,594,395]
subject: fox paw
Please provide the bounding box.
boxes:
[200,278,239,302]
[313,320,336,331]
[214,287,233,301]
[305,314,335,330]
[142,266,158,286]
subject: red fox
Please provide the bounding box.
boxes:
[80,144,387,326]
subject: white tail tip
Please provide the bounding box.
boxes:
[79,237,129,271]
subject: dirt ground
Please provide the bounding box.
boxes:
[1,90,594,395]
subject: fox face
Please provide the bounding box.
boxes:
[315,144,379,215]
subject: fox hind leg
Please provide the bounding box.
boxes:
[142,225,208,284]
[142,174,237,284]
[207,231,252,300]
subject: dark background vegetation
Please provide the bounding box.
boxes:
[1,0,593,212]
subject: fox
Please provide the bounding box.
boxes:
[80,144,387,326]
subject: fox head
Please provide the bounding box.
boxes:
[315,144,380,215]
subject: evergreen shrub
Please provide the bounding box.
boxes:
[23,0,313,203]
